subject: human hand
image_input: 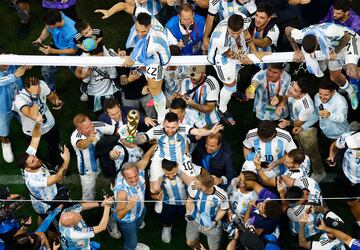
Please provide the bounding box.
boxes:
[144,117,157,127]
[35,114,44,124]
[102,195,114,207]
[275,104,285,116]
[60,145,70,163]
[319,109,330,119]
[14,65,28,77]
[293,50,304,62]
[39,45,53,55]
[211,123,224,134]
[123,56,135,67]
[270,96,279,106]
[177,39,185,48]
[117,49,127,56]
[109,149,121,160]
[202,36,210,52]
[299,212,309,225]
[182,95,195,106]
[94,9,112,19]
[128,70,141,82]
[53,99,64,110]
[240,55,253,65]
[128,195,139,209]
[292,126,303,134]
[278,119,290,129]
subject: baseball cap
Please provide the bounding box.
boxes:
[185,65,205,81]
[345,132,360,149]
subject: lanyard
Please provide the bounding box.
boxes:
[185,21,199,43]
[266,74,281,101]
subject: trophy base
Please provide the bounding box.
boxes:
[125,136,136,143]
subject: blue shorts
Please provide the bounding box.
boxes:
[0,111,14,137]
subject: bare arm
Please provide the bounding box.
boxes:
[76,135,97,150]
[29,123,41,151]
[93,206,111,234]
[190,123,223,137]
[187,101,215,114]
[285,26,300,51]
[253,37,272,48]
[94,2,135,19]
[334,32,351,54]
[299,222,311,249]
[35,27,50,43]
[136,144,157,170]
[116,191,138,220]
[20,104,40,121]
[46,146,70,186]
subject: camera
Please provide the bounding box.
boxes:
[0,186,23,221]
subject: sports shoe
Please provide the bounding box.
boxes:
[139,221,146,229]
[2,142,14,163]
[161,226,172,243]
[217,108,236,126]
[107,215,121,239]
[135,243,150,250]
[310,171,326,183]
[17,23,30,40]
[154,201,163,214]
[348,84,358,110]
[80,93,88,102]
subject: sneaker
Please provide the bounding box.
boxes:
[154,201,163,214]
[107,215,121,239]
[17,23,30,40]
[2,142,14,163]
[135,243,150,250]
[310,171,326,183]
[348,85,358,110]
[80,93,88,102]
[232,91,247,102]
[161,226,172,243]
[139,221,146,229]
[217,108,236,126]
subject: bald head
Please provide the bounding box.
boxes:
[60,212,81,227]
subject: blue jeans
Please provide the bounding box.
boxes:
[41,66,58,92]
[117,208,146,250]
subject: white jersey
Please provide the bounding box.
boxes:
[227,178,258,217]
[311,233,346,250]
[161,108,206,129]
[287,177,323,238]
[71,121,115,175]
[336,132,360,184]
[146,124,192,163]
[282,155,311,179]
[208,0,256,20]
[163,66,186,100]
[208,17,250,66]
[13,80,55,136]
[243,128,297,178]
[59,204,95,250]
[188,181,229,226]
[252,69,291,121]
[135,0,161,16]
[287,88,318,130]
[128,7,171,67]
[181,76,220,126]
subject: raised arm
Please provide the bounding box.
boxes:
[46,146,70,186]
[95,2,135,19]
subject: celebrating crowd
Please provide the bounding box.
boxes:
[0,0,360,249]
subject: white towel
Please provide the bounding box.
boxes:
[302,47,324,77]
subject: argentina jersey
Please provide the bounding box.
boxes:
[135,0,161,16]
[71,121,115,175]
[113,170,146,223]
[252,70,291,121]
[288,92,318,130]
[181,76,221,126]
[161,174,188,205]
[283,155,311,179]
[188,181,229,226]
[243,128,297,178]
[163,66,185,99]
[59,204,95,250]
[336,132,360,184]
[294,177,322,205]
[227,178,258,217]
[209,0,256,20]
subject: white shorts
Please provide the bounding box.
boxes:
[328,35,359,71]
[80,170,100,201]
[145,64,164,81]
[213,59,241,84]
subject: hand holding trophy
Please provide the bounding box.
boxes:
[126,110,140,143]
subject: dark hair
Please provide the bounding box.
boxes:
[295,78,310,94]
[264,200,282,220]
[89,44,103,55]
[256,2,274,17]
[164,112,179,123]
[333,0,351,12]
[268,63,285,71]
[16,153,30,169]
[178,3,193,14]
[75,19,90,32]
[43,9,62,25]
[319,77,336,91]
[23,77,40,89]
[287,149,305,164]
[228,14,244,32]
[136,12,152,27]
[162,159,178,171]
[285,186,304,204]
[242,171,258,182]
[103,97,120,112]
[257,121,276,141]
[302,35,317,53]
[170,98,186,111]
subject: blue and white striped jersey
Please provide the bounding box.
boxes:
[188,181,229,226]
[283,155,311,179]
[311,233,346,249]
[59,204,95,250]
[287,177,323,238]
[161,172,188,206]
[163,66,186,100]
[71,121,115,175]
[128,7,171,67]
[135,0,161,16]
[227,178,258,217]
[252,69,291,121]
[336,132,360,184]
[208,0,256,20]
[314,91,349,140]
[181,76,220,126]
[113,144,144,173]
[146,124,192,163]
[287,87,318,130]
[207,18,249,66]
[113,170,146,223]
[243,128,297,178]
[0,65,22,114]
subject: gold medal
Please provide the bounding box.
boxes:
[171,180,177,186]
[169,140,175,145]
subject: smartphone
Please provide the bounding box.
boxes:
[319,104,324,110]
[58,143,64,154]
[181,34,190,46]
[316,218,321,227]
[32,41,47,48]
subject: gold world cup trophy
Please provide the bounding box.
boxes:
[126,110,140,143]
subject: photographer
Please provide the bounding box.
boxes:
[16,121,70,232]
